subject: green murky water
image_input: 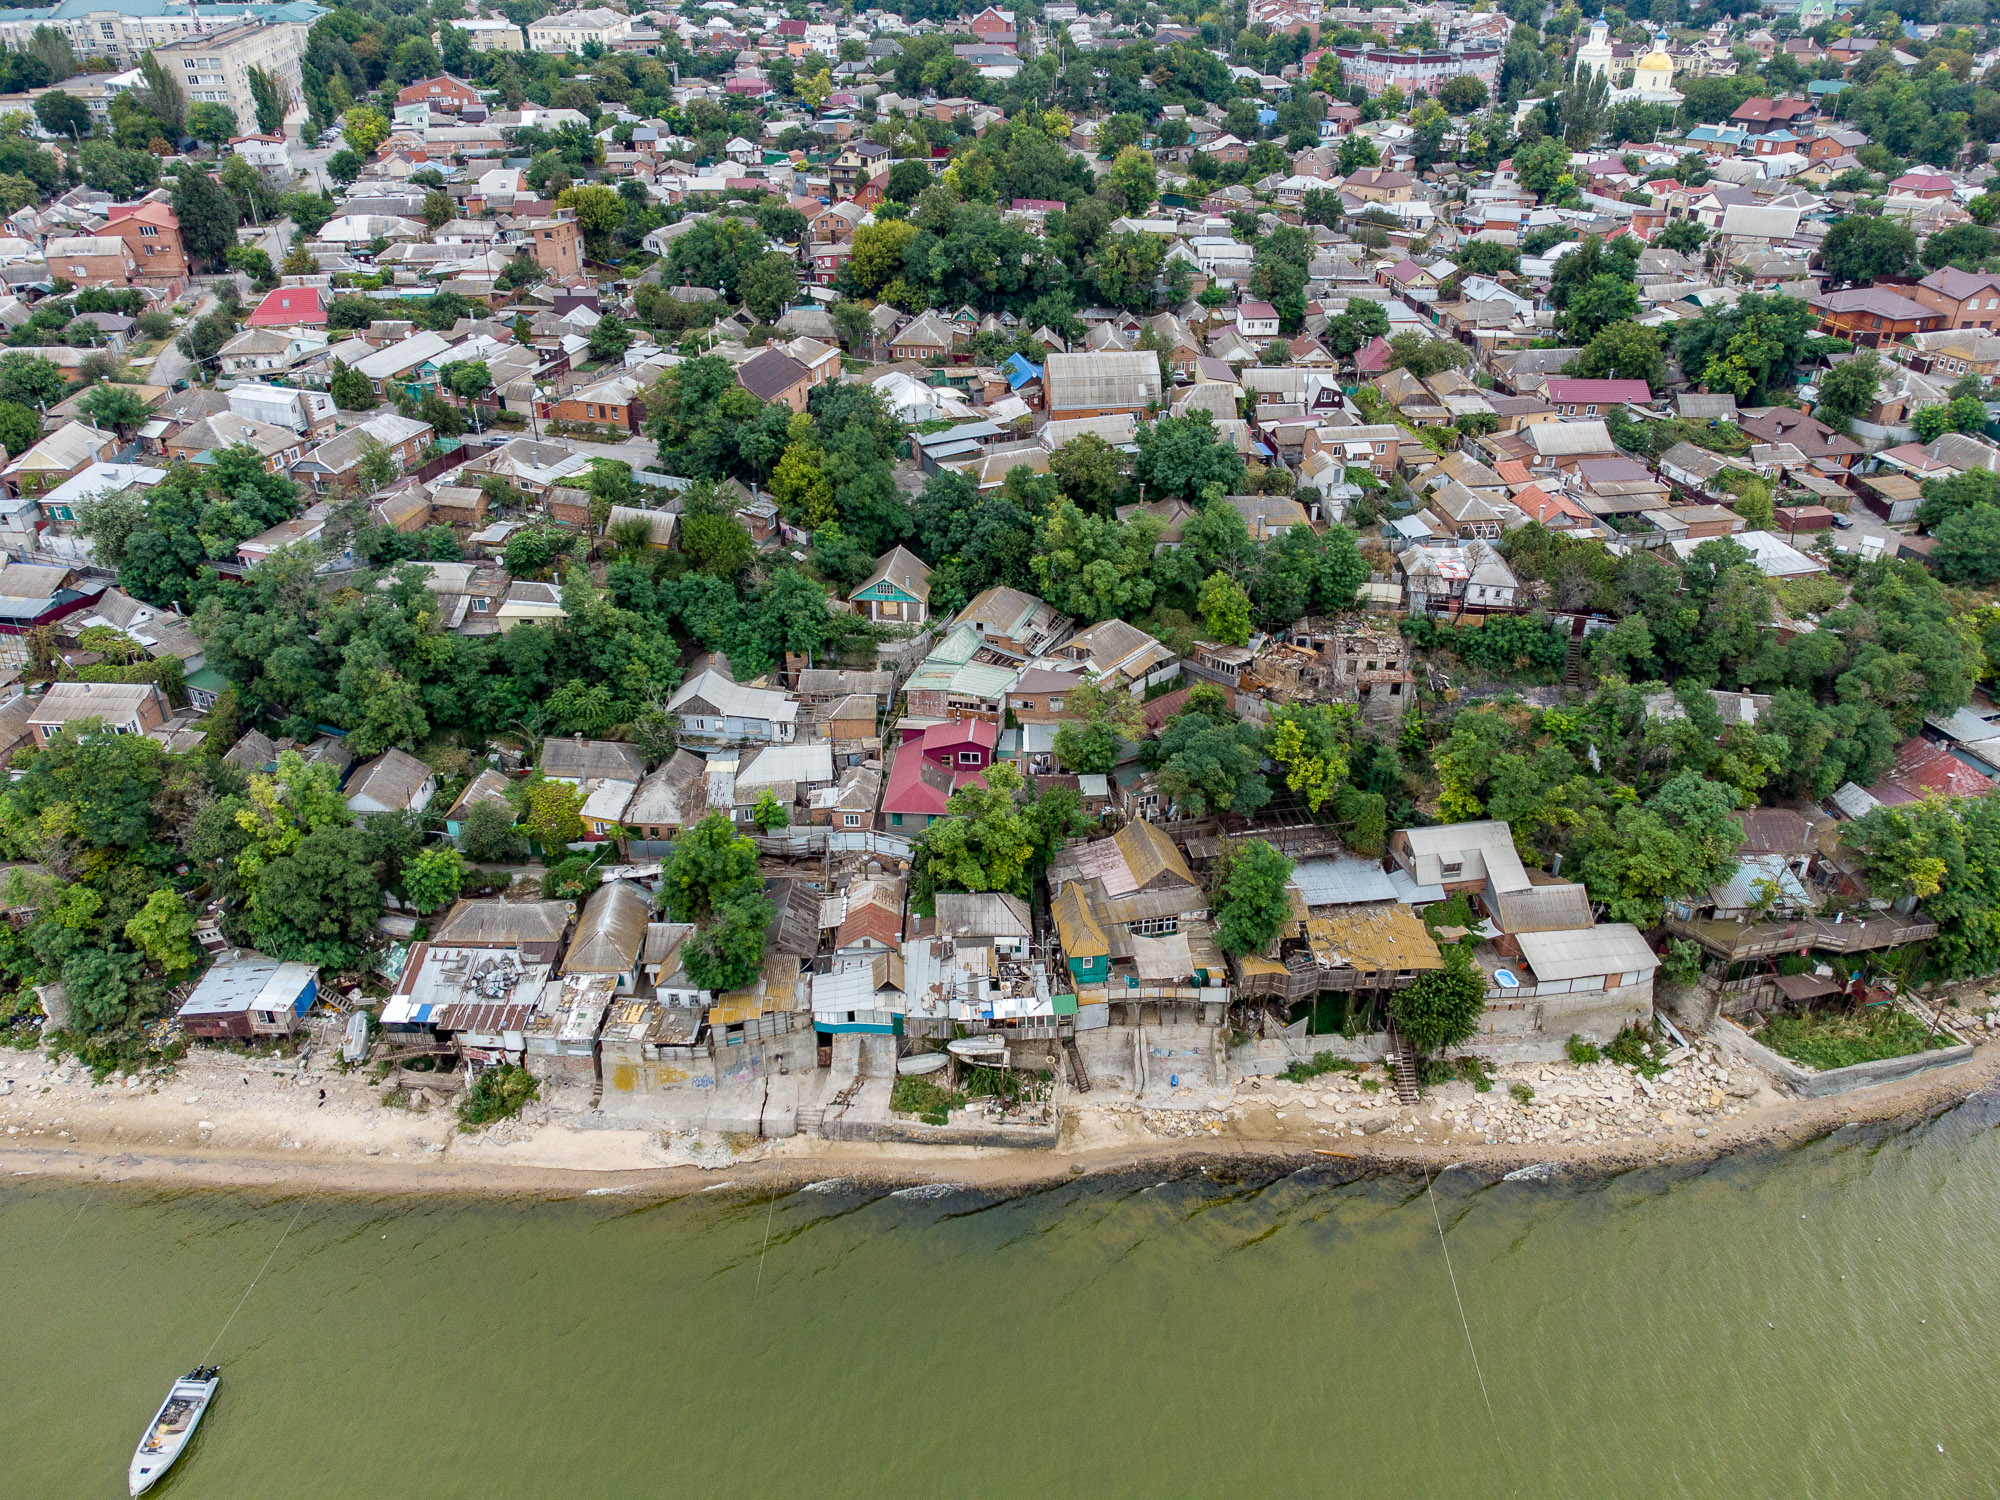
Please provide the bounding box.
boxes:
[10,1094,2000,1499]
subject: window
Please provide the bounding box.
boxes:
[1046,697,1063,711]
[957,750,982,764]
[844,813,861,827]
[890,813,903,826]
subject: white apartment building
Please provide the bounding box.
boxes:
[150,18,309,120]
[525,7,632,54]
[447,16,524,52]
[0,1,315,68]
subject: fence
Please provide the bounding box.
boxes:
[752,827,915,859]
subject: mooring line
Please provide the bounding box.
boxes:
[1425,1167,1494,1425]
[754,1190,778,1294]
[206,1194,310,1362]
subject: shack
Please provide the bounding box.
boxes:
[176,952,319,1040]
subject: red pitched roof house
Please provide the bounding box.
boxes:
[1512,482,1595,531]
[1540,377,1652,414]
[883,719,998,831]
[1867,738,1999,806]
[1888,171,1955,200]
[247,286,327,329]
[1353,334,1391,375]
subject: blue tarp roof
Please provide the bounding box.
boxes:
[1001,353,1042,389]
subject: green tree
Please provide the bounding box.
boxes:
[1815,348,1883,430]
[1146,711,1269,817]
[1197,570,1253,646]
[170,169,241,270]
[460,799,524,864]
[186,101,237,150]
[329,359,375,411]
[246,64,285,135]
[1212,839,1295,956]
[326,149,363,185]
[908,761,1036,914]
[751,788,790,832]
[1030,499,1161,622]
[1266,701,1355,812]
[1107,145,1158,213]
[1655,218,1707,254]
[1050,674,1146,776]
[79,383,148,433]
[1579,770,1744,927]
[738,250,800,324]
[659,811,762,922]
[0,351,66,408]
[1048,432,1124,513]
[680,895,773,992]
[122,888,196,975]
[587,311,632,361]
[1820,213,1918,285]
[1931,503,2000,585]
[341,105,389,157]
[1390,946,1486,1057]
[422,189,456,230]
[33,89,88,140]
[1513,136,1572,196]
[247,823,382,966]
[521,779,586,851]
[401,845,467,914]
[1133,409,1246,500]
[1573,323,1665,386]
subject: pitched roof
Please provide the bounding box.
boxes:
[562,881,652,974]
[345,747,433,810]
[432,898,573,945]
[736,347,810,402]
[854,544,930,602]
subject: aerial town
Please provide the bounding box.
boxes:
[1,0,1999,1169]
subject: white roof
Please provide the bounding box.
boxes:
[1527,420,1617,456]
[667,667,798,724]
[1515,924,1659,983]
[736,742,833,787]
[40,461,163,506]
[579,777,637,823]
[352,331,456,381]
[1669,529,1821,577]
[1398,820,1529,893]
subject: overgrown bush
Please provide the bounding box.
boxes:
[890,1073,965,1125]
[1565,1034,1602,1065]
[1281,1051,1358,1083]
[1757,1005,1946,1071]
[1605,1022,1666,1079]
[457,1063,538,1130]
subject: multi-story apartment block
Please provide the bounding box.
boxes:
[446,17,524,52]
[150,18,309,125]
[525,7,631,54]
[0,0,320,69]
[1326,41,1501,97]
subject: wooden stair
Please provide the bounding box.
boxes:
[1063,1038,1092,1094]
[1388,1026,1421,1105]
[1561,636,1585,689]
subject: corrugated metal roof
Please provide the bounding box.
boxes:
[562,881,652,974]
[1290,857,1398,908]
[1515,924,1658,982]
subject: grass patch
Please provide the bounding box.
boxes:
[1756,1005,1948,1072]
[891,1074,965,1125]
[1281,1051,1358,1083]
[456,1063,538,1131]
[1565,1034,1601,1065]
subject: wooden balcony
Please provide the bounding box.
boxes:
[1666,912,1939,962]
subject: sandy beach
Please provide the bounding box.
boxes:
[4,1018,1996,1199]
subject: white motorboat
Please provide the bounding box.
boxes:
[130,1367,219,1495]
[946,1035,1009,1067]
[896,1052,948,1076]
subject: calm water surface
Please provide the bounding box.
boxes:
[9,1094,2000,1499]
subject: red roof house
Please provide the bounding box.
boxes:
[247,286,327,329]
[1353,334,1392,375]
[1541,377,1652,413]
[1868,738,1999,807]
[883,719,998,830]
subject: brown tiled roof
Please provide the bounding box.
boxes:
[736,348,809,403]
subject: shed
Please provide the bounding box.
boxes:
[176,953,319,1040]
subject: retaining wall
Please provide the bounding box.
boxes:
[1711,1016,1976,1098]
[820,1117,1059,1149]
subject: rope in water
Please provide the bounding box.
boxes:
[205,1194,310,1363]
[1425,1167,1494,1424]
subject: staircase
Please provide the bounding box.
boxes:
[1561,635,1585,690]
[1388,1026,1421,1105]
[794,1104,825,1138]
[1063,1037,1092,1094]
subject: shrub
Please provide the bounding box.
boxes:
[457,1064,538,1130]
[1605,1022,1666,1079]
[890,1073,964,1125]
[1509,1082,1534,1105]
[1565,1034,1601,1065]
[1281,1051,1358,1083]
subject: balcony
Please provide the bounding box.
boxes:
[1664,912,1939,962]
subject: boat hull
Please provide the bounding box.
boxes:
[130,1373,218,1496]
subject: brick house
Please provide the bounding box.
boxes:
[528,211,581,278]
[539,372,644,432]
[396,73,482,112]
[44,235,134,289]
[1910,268,2000,331]
[1808,286,1944,349]
[1303,421,1402,478]
[102,202,187,293]
[735,348,812,412]
[28,681,168,746]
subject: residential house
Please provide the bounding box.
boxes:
[667,668,799,745]
[164,412,302,474]
[736,347,812,412]
[624,750,709,847]
[44,234,133,289]
[175,954,319,1041]
[1043,351,1163,420]
[1398,541,1521,617]
[1809,286,1944,348]
[1909,268,2000,331]
[954,585,1074,657]
[1,422,114,498]
[102,201,187,292]
[883,718,996,830]
[344,747,437,820]
[26,680,167,746]
[540,737,646,787]
[849,545,931,625]
[291,412,433,492]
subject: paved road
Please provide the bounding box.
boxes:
[147,290,216,387]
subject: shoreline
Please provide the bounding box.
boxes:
[6,1040,1995,1203]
